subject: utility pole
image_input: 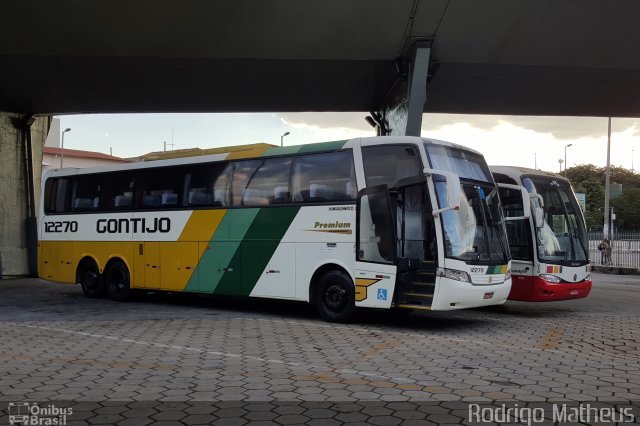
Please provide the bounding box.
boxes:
[604,117,612,238]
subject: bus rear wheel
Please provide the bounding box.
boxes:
[315,270,355,323]
[106,260,132,302]
[78,259,105,298]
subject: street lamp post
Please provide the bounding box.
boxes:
[61,128,71,168]
[280,131,290,147]
[564,143,572,177]
[604,117,612,238]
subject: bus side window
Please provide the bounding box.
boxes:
[103,173,135,210]
[291,151,356,203]
[44,177,71,213]
[43,178,57,214]
[231,160,263,206]
[243,157,292,205]
[186,163,231,207]
[72,175,102,211]
[362,145,421,188]
[138,168,183,209]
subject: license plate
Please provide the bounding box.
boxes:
[483,292,494,299]
[570,290,579,296]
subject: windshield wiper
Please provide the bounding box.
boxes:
[570,232,588,261]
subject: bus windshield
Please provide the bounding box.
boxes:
[523,176,589,264]
[426,144,509,264]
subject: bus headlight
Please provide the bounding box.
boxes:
[540,274,561,283]
[437,268,471,283]
[505,269,511,280]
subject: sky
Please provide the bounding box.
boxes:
[56,113,640,173]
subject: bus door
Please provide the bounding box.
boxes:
[355,185,397,309]
[391,180,437,309]
[497,183,533,299]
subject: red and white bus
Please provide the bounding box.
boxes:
[491,166,591,302]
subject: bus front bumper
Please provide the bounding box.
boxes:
[509,275,592,302]
[432,278,511,310]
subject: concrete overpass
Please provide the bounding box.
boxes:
[2,0,640,276]
[3,0,640,118]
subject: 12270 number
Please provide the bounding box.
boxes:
[44,221,78,233]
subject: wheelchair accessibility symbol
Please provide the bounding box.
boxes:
[377,288,388,301]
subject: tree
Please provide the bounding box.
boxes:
[611,187,640,231]
[565,164,603,186]
[575,177,605,230]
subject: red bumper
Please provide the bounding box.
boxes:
[509,275,592,302]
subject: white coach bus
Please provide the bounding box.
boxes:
[39,137,515,322]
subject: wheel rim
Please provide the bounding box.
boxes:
[83,267,100,292]
[110,269,127,295]
[323,282,347,312]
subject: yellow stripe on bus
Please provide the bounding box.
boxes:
[178,210,227,242]
[224,144,273,160]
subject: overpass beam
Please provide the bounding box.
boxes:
[375,42,431,137]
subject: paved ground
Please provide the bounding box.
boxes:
[0,273,638,425]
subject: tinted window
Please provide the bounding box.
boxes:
[492,173,518,185]
[138,168,183,209]
[186,163,232,207]
[103,173,135,210]
[243,157,292,205]
[291,151,356,203]
[499,186,533,261]
[231,160,262,206]
[362,145,421,188]
[72,175,102,211]
[44,177,70,214]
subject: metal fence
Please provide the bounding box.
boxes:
[587,232,640,268]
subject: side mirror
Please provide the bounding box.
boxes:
[529,194,545,228]
[497,183,531,220]
[424,168,462,216]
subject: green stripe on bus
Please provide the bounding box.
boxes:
[213,206,300,296]
[262,140,347,157]
[185,208,260,293]
[262,146,303,156]
[297,140,347,153]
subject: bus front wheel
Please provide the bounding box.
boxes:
[106,260,132,302]
[315,270,355,323]
[78,259,105,298]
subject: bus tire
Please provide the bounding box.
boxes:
[78,259,105,298]
[315,270,355,323]
[105,260,132,302]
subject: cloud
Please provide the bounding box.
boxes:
[280,112,640,141]
[279,112,372,132]
[431,115,640,140]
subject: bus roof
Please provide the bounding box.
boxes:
[490,165,570,183]
[43,136,486,180]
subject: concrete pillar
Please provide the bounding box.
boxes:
[0,112,48,277]
[372,42,431,137]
